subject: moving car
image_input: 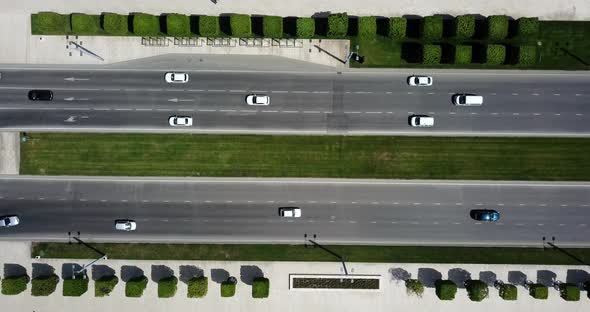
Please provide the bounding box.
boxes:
[115,219,137,231]
[168,115,193,127]
[245,94,270,105]
[279,207,301,218]
[453,94,483,106]
[470,209,500,222]
[165,72,189,83]
[28,90,53,101]
[409,115,434,127]
[407,76,433,86]
[0,215,20,227]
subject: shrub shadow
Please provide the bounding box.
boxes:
[418,268,442,288]
[240,265,263,285]
[537,270,556,287]
[479,271,497,286]
[92,265,115,281]
[32,263,55,279]
[61,263,84,279]
[448,268,471,288]
[151,265,174,282]
[566,269,590,287]
[180,265,204,284]
[4,263,27,278]
[389,268,411,283]
[508,271,527,286]
[121,266,144,282]
[211,269,230,283]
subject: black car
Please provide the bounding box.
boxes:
[28,90,53,101]
[470,209,500,222]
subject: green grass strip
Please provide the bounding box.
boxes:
[20,133,590,180]
[31,242,590,265]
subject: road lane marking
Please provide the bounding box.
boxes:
[261,110,278,113]
[197,109,216,112]
[312,91,330,94]
[303,111,321,113]
[219,109,236,112]
[251,90,267,93]
[135,108,152,111]
[366,111,382,114]
[293,91,309,93]
[553,93,560,96]
[271,90,288,93]
[207,89,225,92]
[188,89,205,92]
[229,90,246,92]
[427,92,435,95]
[345,111,361,114]
[282,110,298,113]
[511,93,518,95]
[532,93,539,96]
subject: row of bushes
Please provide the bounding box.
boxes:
[406,279,585,301]
[408,43,537,65]
[33,12,539,41]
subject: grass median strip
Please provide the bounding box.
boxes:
[32,242,590,265]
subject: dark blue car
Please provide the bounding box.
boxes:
[470,209,500,222]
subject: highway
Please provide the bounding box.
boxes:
[0,69,589,136]
[0,176,589,247]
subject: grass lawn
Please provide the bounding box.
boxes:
[537,21,590,69]
[20,133,590,181]
[31,242,590,265]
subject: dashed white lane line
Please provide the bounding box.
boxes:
[135,108,152,111]
[178,109,194,112]
[229,90,246,93]
[271,90,288,93]
[365,111,382,114]
[219,109,236,112]
[537,223,544,226]
[93,108,110,111]
[576,114,583,116]
[532,93,539,96]
[553,93,560,96]
[407,92,413,95]
[511,93,518,96]
[251,90,267,93]
[207,89,225,92]
[115,108,132,111]
[345,111,362,114]
[100,199,107,202]
[292,91,308,94]
[303,111,321,114]
[312,91,330,94]
[354,91,372,94]
[261,110,278,113]
[166,89,185,92]
[121,199,128,202]
[449,112,456,115]
[349,221,357,224]
[490,93,497,96]
[147,89,162,92]
[188,89,204,92]
[575,94,582,96]
[427,92,435,95]
[198,109,216,112]
[282,110,299,113]
[554,113,561,116]
[512,113,519,115]
[185,200,192,203]
[533,113,541,116]
[580,224,588,227]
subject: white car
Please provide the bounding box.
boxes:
[115,220,137,231]
[165,72,189,83]
[279,207,301,218]
[0,215,20,227]
[409,115,434,127]
[246,94,270,106]
[407,76,433,86]
[168,115,193,127]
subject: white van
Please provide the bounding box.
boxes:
[409,115,434,128]
[453,94,483,106]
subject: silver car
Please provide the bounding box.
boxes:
[0,215,20,227]
[115,219,137,231]
[246,94,270,105]
[165,72,189,83]
[168,115,193,127]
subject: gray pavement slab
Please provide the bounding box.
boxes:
[0,132,20,175]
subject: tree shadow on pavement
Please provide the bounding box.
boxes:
[4,263,27,278]
[418,268,442,288]
[240,265,263,285]
[92,265,115,281]
[211,269,230,283]
[32,263,55,279]
[508,271,527,286]
[180,265,204,284]
[151,265,174,282]
[121,266,144,282]
[479,271,497,286]
[537,270,556,286]
[448,268,471,288]
[389,268,411,284]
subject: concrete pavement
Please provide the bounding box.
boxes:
[0,132,19,174]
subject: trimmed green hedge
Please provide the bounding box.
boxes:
[63,278,88,296]
[230,14,252,37]
[95,275,118,297]
[455,45,472,64]
[296,17,315,38]
[465,280,488,301]
[158,276,178,298]
[487,15,509,40]
[103,13,128,35]
[327,13,348,38]
[2,275,28,295]
[389,17,406,39]
[435,280,457,300]
[188,276,208,298]
[423,44,441,64]
[71,13,98,35]
[132,13,160,36]
[252,277,269,298]
[263,16,283,38]
[199,15,220,37]
[221,281,236,297]
[499,283,517,300]
[517,17,540,37]
[33,12,69,34]
[405,279,424,297]
[125,276,148,298]
[486,44,506,64]
[559,283,580,301]
[518,45,537,65]
[455,15,475,39]
[166,14,191,37]
[421,15,443,40]
[529,283,548,299]
[32,275,59,296]
[358,16,376,38]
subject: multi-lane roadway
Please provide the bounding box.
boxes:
[1,176,589,247]
[1,69,589,136]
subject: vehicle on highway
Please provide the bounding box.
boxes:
[246,94,270,106]
[279,207,301,218]
[453,94,483,106]
[165,72,189,83]
[115,219,137,231]
[168,115,193,127]
[0,215,20,227]
[407,75,433,86]
[28,90,53,101]
[409,115,434,127]
[470,209,500,222]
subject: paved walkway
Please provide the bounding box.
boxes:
[0,132,20,175]
[0,242,588,311]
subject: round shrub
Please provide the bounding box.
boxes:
[34,12,68,34]
[166,14,191,37]
[465,280,488,301]
[455,45,472,64]
[125,275,148,298]
[405,279,424,297]
[71,13,98,35]
[559,283,580,301]
[435,280,457,300]
[32,274,59,296]
[103,13,128,35]
[63,277,88,296]
[421,16,443,40]
[2,275,28,295]
[95,275,118,297]
[358,16,376,38]
[328,13,348,38]
[455,15,475,39]
[252,277,269,298]
[132,13,160,36]
[422,44,441,64]
[529,283,548,299]
[499,283,517,300]
[188,276,208,298]
[487,15,509,40]
[199,15,220,37]
[389,17,406,39]
[518,45,537,65]
[158,276,178,298]
[230,14,252,37]
[486,44,506,64]
[517,17,539,37]
[263,16,283,38]
[296,17,315,38]
[221,280,236,297]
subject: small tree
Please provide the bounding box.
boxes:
[487,15,509,40]
[421,16,443,40]
[230,14,252,37]
[455,45,472,64]
[252,277,269,298]
[103,13,128,35]
[158,276,178,298]
[455,15,475,39]
[465,280,488,301]
[358,16,376,38]
[187,276,208,298]
[518,45,537,65]
[63,277,88,296]
[529,283,548,299]
[31,274,59,296]
[1,275,28,295]
[125,275,148,298]
[435,280,457,300]
[486,44,506,65]
[166,14,191,37]
[327,13,348,38]
[263,16,283,38]
[132,13,160,36]
[405,279,424,297]
[199,15,220,37]
[499,283,517,300]
[389,17,406,39]
[221,280,236,297]
[517,17,539,37]
[559,283,580,301]
[296,17,315,38]
[35,12,69,34]
[423,44,441,64]
[71,13,99,35]
[95,275,118,297]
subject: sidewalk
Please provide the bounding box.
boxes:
[0,242,588,311]
[0,132,20,175]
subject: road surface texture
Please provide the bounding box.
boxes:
[1,176,589,247]
[0,68,589,136]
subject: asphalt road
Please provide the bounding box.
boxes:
[1,176,589,247]
[0,68,589,136]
